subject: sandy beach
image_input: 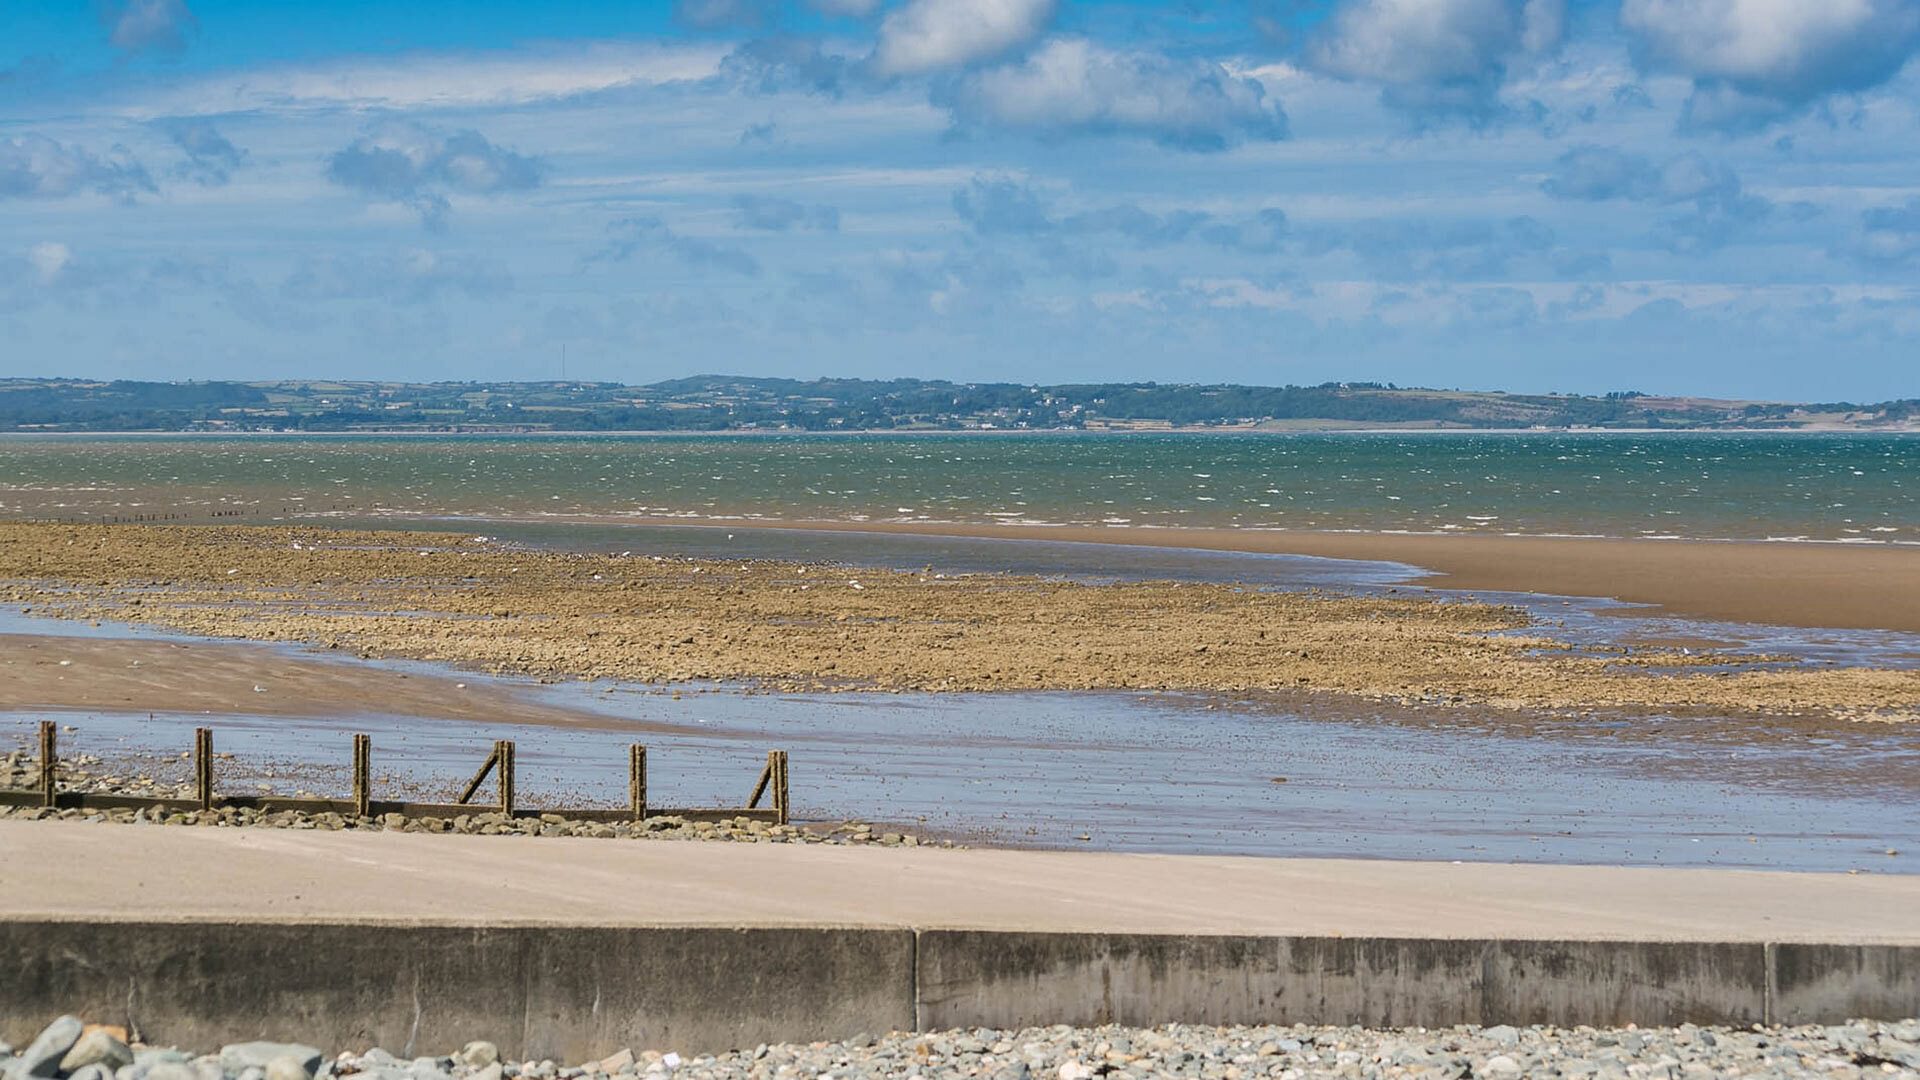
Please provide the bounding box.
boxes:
[0,522,1914,718]
[0,633,630,728]
[585,517,1920,633]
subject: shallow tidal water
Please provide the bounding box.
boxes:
[6,644,1916,873]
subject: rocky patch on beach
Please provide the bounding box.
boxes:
[3,1017,1917,1080]
[4,523,1915,717]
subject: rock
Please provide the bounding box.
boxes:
[62,1030,135,1073]
[220,1044,324,1078]
[11,1016,84,1079]
[144,1065,198,1080]
[468,1065,503,1080]
[458,1044,500,1069]
[66,1065,115,1080]
[1483,1054,1521,1076]
[266,1055,316,1080]
[595,1051,633,1075]
[1057,1063,1094,1080]
[82,1027,130,1045]
[1483,1025,1520,1047]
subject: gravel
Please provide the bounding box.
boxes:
[0,752,942,848]
[4,1018,1918,1080]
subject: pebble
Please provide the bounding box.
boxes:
[218,1044,322,1078]
[57,1032,132,1075]
[262,1057,313,1080]
[8,1015,83,1080]
[140,1064,197,1080]
[5,1019,1918,1080]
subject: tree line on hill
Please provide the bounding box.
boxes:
[0,377,1910,432]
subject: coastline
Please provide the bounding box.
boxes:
[560,516,1920,634]
[4,423,1916,437]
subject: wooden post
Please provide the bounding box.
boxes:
[629,744,648,821]
[194,727,214,810]
[352,734,372,818]
[747,753,774,809]
[37,720,56,809]
[773,750,790,826]
[456,746,499,805]
[497,739,515,816]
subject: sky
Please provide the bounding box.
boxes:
[3,0,1920,400]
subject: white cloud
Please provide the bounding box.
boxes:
[1844,197,1920,265]
[942,38,1289,150]
[124,44,726,117]
[0,136,155,202]
[325,122,542,229]
[1305,0,1565,119]
[104,0,195,56]
[28,242,71,285]
[1620,0,1920,130]
[871,0,1055,76]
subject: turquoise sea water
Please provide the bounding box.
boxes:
[0,431,1914,543]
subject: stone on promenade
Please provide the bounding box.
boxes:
[9,1016,83,1080]
[218,1044,323,1078]
[140,1063,196,1080]
[455,1044,498,1069]
[263,1055,315,1080]
[59,1030,133,1073]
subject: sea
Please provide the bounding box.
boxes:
[3,430,1918,868]
[0,430,1914,542]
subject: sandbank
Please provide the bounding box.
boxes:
[593,517,1920,633]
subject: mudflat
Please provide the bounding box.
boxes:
[598,517,1920,633]
[0,633,633,727]
[0,523,1914,718]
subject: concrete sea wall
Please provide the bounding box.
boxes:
[1,921,1914,1060]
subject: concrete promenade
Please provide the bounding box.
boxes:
[2,822,1916,1057]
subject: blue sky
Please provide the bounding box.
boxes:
[4,0,1919,399]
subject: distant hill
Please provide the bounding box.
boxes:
[0,376,1913,433]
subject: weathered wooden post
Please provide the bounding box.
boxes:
[37,720,56,809]
[629,744,648,821]
[352,733,372,818]
[497,739,516,816]
[773,750,790,826]
[194,727,214,810]
[456,744,500,806]
[748,750,774,809]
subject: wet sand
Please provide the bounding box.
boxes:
[590,517,1920,633]
[0,523,1915,717]
[0,633,629,729]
